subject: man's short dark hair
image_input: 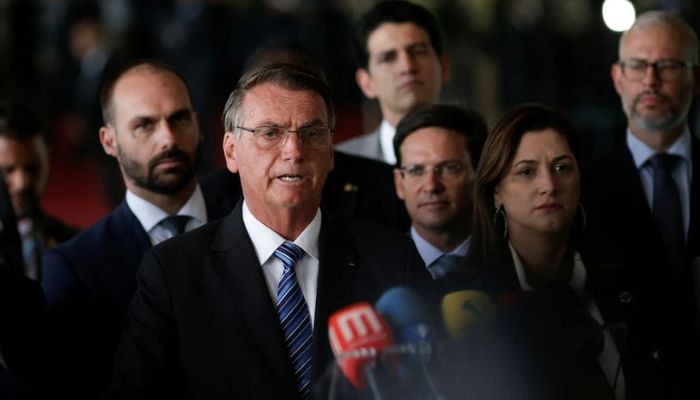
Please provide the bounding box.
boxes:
[222,63,335,135]
[243,39,327,81]
[354,0,443,69]
[394,104,487,168]
[99,59,191,125]
[0,101,43,142]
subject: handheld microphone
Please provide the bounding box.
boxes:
[328,302,394,394]
[375,286,444,399]
[375,286,433,360]
[441,290,496,340]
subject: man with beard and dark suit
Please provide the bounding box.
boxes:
[585,11,700,399]
[41,60,223,400]
[107,64,428,399]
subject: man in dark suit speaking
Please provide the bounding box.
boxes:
[107,64,428,399]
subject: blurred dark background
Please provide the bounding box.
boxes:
[0,0,698,228]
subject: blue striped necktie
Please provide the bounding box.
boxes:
[274,241,313,399]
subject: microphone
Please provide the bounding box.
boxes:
[327,302,394,397]
[375,286,444,399]
[441,290,496,340]
[375,286,433,360]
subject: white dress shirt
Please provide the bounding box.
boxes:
[627,128,693,239]
[379,119,397,165]
[241,201,321,328]
[509,243,626,400]
[125,185,207,245]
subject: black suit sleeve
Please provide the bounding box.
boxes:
[106,249,183,400]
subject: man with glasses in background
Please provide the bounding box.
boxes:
[585,11,700,398]
[393,104,486,278]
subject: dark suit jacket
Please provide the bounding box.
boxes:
[106,201,428,400]
[23,211,78,281]
[200,151,410,231]
[437,239,621,400]
[583,136,700,399]
[41,201,151,399]
[0,267,48,399]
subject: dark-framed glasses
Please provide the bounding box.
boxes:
[398,160,467,183]
[617,59,696,82]
[236,125,333,149]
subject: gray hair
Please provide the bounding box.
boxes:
[222,63,336,138]
[619,11,699,63]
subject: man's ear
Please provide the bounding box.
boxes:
[223,131,239,173]
[356,68,377,99]
[99,125,118,158]
[611,63,624,96]
[393,168,406,200]
[439,53,451,84]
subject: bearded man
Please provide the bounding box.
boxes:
[41,60,220,400]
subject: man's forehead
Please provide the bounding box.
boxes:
[367,22,431,53]
[622,24,691,55]
[241,83,328,122]
[112,70,192,116]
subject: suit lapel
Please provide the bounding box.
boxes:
[312,212,356,379]
[686,137,700,261]
[210,202,299,398]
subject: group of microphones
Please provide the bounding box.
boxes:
[322,286,500,400]
[320,284,629,400]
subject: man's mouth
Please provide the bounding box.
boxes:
[278,175,303,182]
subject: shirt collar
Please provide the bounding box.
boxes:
[241,200,322,266]
[508,242,586,293]
[379,119,397,165]
[626,127,692,169]
[410,226,470,266]
[126,184,207,233]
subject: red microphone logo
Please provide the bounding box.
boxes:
[328,303,394,388]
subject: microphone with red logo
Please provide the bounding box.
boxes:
[328,302,394,399]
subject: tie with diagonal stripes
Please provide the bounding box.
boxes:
[274,241,313,399]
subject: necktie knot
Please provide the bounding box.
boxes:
[274,241,304,270]
[429,253,463,279]
[649,153,681,173]
[159,215,191,236]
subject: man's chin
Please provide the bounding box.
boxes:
[138,173,194,195]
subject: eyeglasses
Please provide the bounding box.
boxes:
[236,125,333,149]
[398,160,468,183]
[617,59,696,82]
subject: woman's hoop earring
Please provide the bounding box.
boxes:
[493,205,508,239]
[572,201,587,232]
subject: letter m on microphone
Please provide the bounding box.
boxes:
[327,303,394,388]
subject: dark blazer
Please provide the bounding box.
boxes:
[583,135,700,399]
[106,201,428,400]
[23,211,78,281]
[0,267,48,399]
[439,239,620,400]
[200,151,410,231]
[41,201,152,399]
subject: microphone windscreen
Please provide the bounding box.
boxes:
[441,290,496,339]
[328,302,394,389]
[375,286,432,345]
